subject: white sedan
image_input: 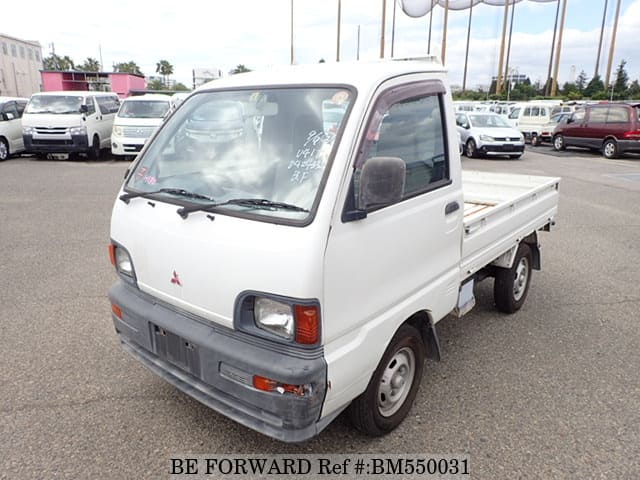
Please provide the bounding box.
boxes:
[456,112,525,159]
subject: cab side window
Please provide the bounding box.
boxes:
[16,101,27,117]
[1,102,19,120]
[97,95,120,114]
[85,97,96,115]
[346,83,450,217]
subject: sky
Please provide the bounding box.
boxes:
[3,0,639,90]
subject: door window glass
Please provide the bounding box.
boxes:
[356,91,449,207]
[606,107,629,123]
[84,97,96,115]
[572,109,585,123]
[589,108,607,123]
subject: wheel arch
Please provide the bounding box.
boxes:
[404,310,441,362]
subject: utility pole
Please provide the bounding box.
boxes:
[290,0,294,65]
[380,0,387,58]
[357,25,361,60]
[427,5,433,54]
[551,0,567,97]
[503,1,516,92]
[496,1,510,95]
[441,0,449,65]
[462,1,474,92]
[391,0,397,57]
[604,0,622,88]
[594,0,609,78]
[545,0,561,96]
[336,0,341,62]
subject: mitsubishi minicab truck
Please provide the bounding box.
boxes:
[108,58,560,442]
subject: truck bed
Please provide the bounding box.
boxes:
[460,170,560,278]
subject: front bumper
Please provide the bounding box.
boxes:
[108,281,329,442]
[111,136,146,156]
[23,134,89,153]
[478,142,525,156]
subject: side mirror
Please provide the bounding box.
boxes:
[79,104,88,114]
[357,156,406,212]
[463,123,470,129]
[4,112,15,121]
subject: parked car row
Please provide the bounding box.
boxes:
[0,90,187,161]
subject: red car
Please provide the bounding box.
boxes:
[552,103,640,159]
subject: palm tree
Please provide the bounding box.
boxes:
[155,60,174,88]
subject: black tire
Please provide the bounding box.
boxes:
[88,135,100,160]
[530,134,540,146]
[0,138,9,161]
[494,243,533,314]
[509,154,522,160]
[602,139,618,159]
[349,324,425,436]
[552,134,565,151]
[465,138,478,158]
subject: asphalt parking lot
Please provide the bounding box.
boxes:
[1,146,639,479]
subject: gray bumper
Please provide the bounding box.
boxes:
[108,281,330,442]
[617,139,640,154]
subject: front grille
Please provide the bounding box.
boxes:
[34,127,68,135]
[493,137,521,142]
[122,126,156,138]
[31,139,73,145]
[123,144,143,153]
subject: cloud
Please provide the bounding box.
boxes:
[2,0,638,89]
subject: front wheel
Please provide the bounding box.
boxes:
[531,134,540,146]
[88,135,100,160]
[552,134,565,151]
[466,138,478,158]
[602,139,618,159]
[349,324,425,436]
[0,138,8,161]
[494,243,533,313]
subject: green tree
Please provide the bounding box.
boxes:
[575,70,588,93]
[230,64,251,75]
[613,59,629,99]
[77,57,101,72]
[172,82,189,91]
[43,54,75,71]
[318,58,326,63]
[146,78,165,90]
[628,80,640,99]
[584,74,604,98]
[113,61,143,76]
[155,60,174,87]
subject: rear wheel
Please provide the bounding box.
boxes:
[0,138,8,161]
[349,324,425,436]
[466,138,478,158]
[88,135,100,160]
[552,134,565,151]
[602,139,618,159]
[530,134,540,146]
[494,243,533,313]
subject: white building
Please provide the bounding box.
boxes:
[0,33,43,97]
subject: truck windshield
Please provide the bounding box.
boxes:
[25,95,83,114]
[125,87,354,222]
[118,100,170,119]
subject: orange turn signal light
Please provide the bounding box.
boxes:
[294,305,319,345]
[111,303,122,319]
[108,244,116,266]
[252,375,305,396]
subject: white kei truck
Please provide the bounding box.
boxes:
[108,58,559,442]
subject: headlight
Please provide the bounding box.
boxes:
[519,134,525,142]
[109,243,135,279]
[254,298,294,340]
[23,126,34,135]
[69,126,87,136]
[113,125,123,136]
[479,134,494,142]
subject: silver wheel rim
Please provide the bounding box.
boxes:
[377,347,415,417]
[466,141,475,157]
[513,257,529,301]
[554,136,562,149]
[604,142,615,157]
[0,142,7,160]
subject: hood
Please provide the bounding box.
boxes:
[471,127,522,139]
[110,197,327,330]
[113,116,165,128]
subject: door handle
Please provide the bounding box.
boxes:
[445,201,460,215]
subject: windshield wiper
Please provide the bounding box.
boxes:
[176,198,309,219]
[119,188,215,204]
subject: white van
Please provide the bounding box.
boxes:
[111,94,171,158]
[0,97,28,161]
[507,101,558,142]
[22,91,120,159]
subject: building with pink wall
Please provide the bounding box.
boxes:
[40,71,146,98]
